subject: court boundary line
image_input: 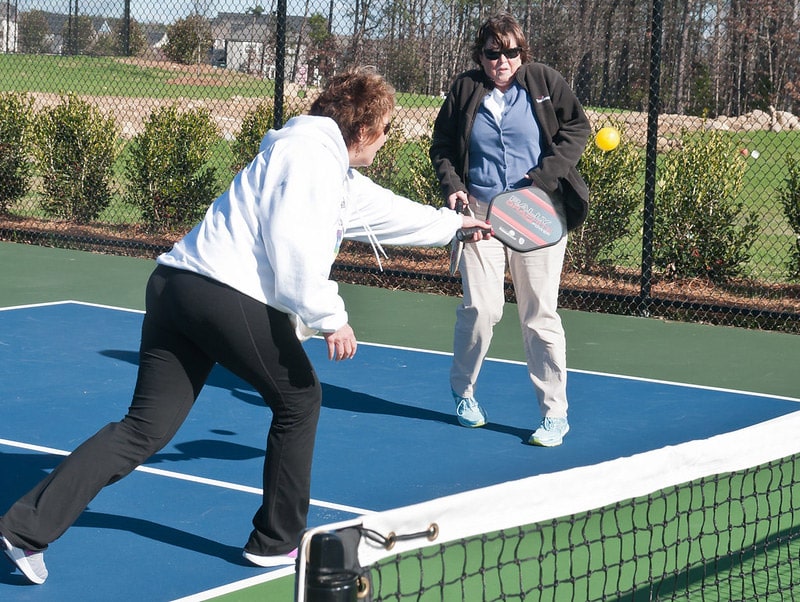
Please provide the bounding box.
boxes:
[0,438,371,516]
[353,339,800,403]
[0,299,145,314]
[170,568,295,602]
[4,300,798,404]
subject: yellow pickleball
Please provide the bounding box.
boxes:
[595,127,621,151]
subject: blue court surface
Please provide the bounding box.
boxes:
[1,301,798,600]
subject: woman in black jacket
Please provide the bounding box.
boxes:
[430,12,590,446]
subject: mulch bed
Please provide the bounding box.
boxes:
[2,216,798,332]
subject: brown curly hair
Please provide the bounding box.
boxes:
[308,67,395,149]
[470,12,530,65]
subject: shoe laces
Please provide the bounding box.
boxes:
[455,395,478,414]
[541,417,566,431]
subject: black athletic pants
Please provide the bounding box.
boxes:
[0,264,322,556]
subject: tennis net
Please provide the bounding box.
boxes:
[295,410,800,601]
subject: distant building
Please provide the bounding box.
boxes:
[1,1,18,53]
[211,12,316,83]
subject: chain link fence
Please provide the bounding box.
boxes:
[1,0,799,331]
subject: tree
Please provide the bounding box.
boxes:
[61,14,96,55]
[18,10,52,54]
[91,18,147,57]
[113,17,149,57]
[163,14,213,65]
[307,13,337,81]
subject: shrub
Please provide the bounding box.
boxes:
[231,101,275,172]
[654,130,758,282]
[570,123,643,272]
[124,105,220,231]
[33,94,119,222]
[394,133,441,206]
[231,102,303,173]
[363,129,440,206]
[0,92,35,214]
[780,154,800,279]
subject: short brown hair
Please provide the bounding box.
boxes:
[470,12,530,65]
[308,67,395,148]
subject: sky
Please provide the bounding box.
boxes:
[15,0,348,25]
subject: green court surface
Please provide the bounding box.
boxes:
[2,240,799,600]
[3,241,798,399]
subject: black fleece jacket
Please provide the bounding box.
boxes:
[430,62,591,230]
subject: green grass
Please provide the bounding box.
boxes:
[395,90,444,109]
[0,54,276,99]
[0,54,442,107]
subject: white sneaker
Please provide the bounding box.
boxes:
[243,547,298,568]
[528,417,570,447]
[452,390,487,428]
[1,533,48,584]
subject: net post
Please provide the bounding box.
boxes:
[304,531,359,602]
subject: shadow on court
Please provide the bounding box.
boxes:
[99,348,532,443]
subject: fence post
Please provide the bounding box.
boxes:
[640,0,663,317]
[274,0,287,128]
[122,0,131,56]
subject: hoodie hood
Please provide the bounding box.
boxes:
[260,115,349,171]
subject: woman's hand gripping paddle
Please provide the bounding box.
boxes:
[455,186,565,252]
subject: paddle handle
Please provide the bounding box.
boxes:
[455,227,492,241]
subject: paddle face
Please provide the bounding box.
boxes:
[486,186,566,252]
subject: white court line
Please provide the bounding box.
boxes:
[0,300,86,312]
[0,299,144,314]
[170,568,296,601]
[351,338,800,402]
[0,438,371,516]
[567,366,800,403]
[4,300,799,403]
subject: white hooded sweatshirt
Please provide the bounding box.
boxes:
[158,115,462,337]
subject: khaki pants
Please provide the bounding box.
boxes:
[451,199,569,420]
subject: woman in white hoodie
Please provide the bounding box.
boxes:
[0,67,491,584]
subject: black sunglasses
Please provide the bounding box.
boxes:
[483,47,522,61]
[383,121,392,135]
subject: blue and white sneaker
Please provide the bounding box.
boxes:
[528,417,569,447]
[1,532,48,584]
[452,390,487,428]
